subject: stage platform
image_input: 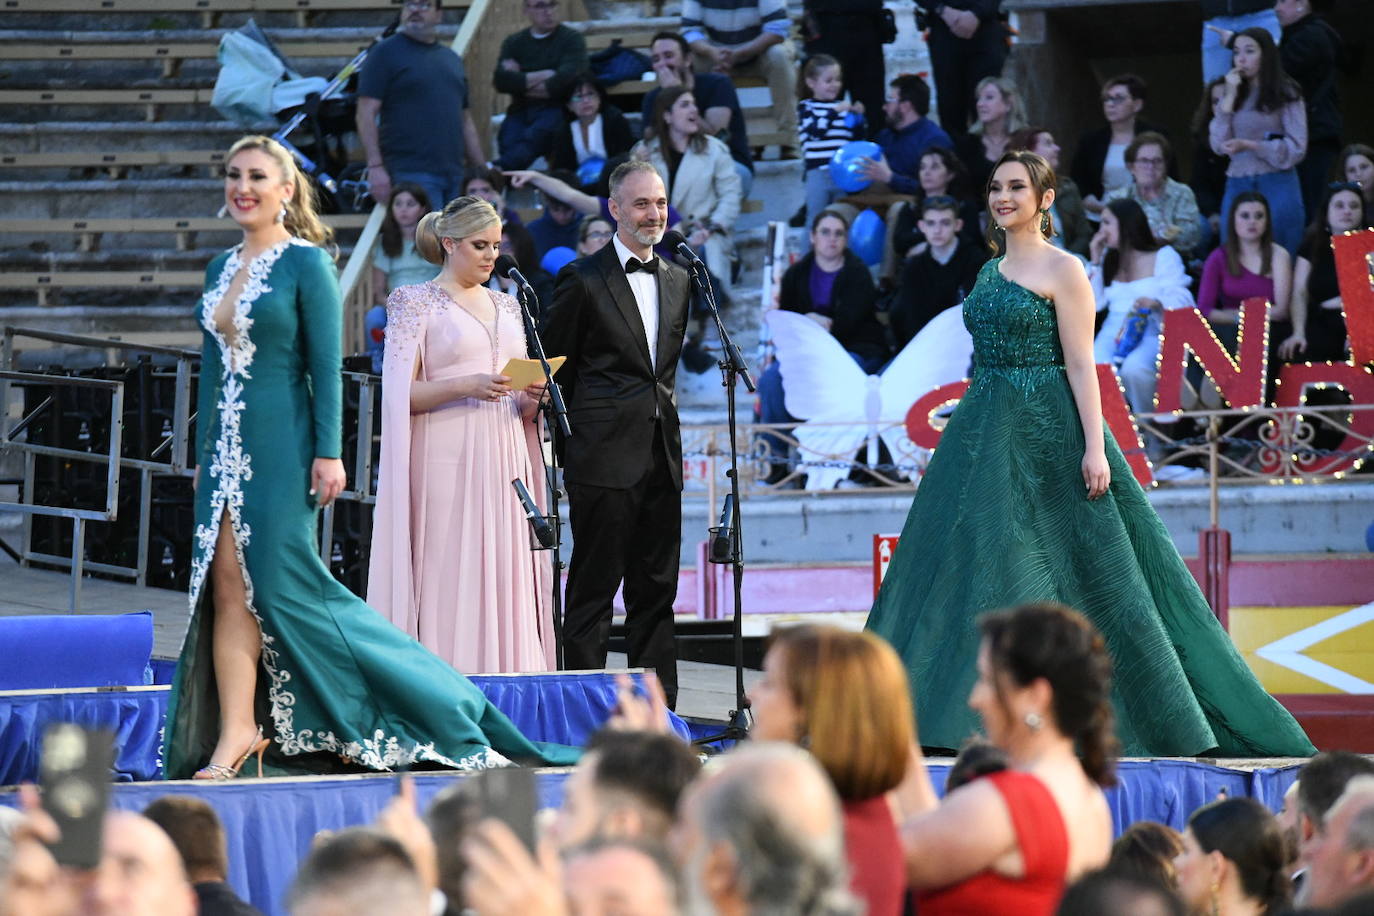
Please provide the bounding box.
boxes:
[0,756,1305,916]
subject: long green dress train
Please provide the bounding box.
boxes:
[867,258,1314,758]
[163,239,578,778]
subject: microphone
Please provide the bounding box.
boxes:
[709,494,736,564]
[661,230,705,270]
[511,478,555,548]
[495,254,536,297]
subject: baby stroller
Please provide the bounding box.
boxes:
[211,19,390,212]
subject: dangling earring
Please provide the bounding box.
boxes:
[1039,208,1050,234]
[217,204,229,219]
[1024,711,1043,731]
[276,202,287,224]
[1209,880,1220,916]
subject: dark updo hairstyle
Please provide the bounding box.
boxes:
[1102,197,1162,285]
[1232,27,1301,113]
[1110,820,1184,890]
[985,149,1058,254]
[379,182,433,258]
[1188,797,1292,913]
[978,602,1118,787]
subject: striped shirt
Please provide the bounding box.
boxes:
[799,98,862,170]
[681,0,790,49]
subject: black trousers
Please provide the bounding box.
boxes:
[805,13,887,141]
[927,19,1008,138]
[563,435,681,704]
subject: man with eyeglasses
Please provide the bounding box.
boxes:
[492,0,588,170]
[356,0,485,212]
[1104,132,1202,254]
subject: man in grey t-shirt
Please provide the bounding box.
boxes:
[356,0,485,210]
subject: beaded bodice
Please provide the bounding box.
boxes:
[963,257,1065,374]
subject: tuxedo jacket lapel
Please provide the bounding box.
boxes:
[654,265,685,375]
[594,244,653,372]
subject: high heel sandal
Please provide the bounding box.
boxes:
[194,725,269,780]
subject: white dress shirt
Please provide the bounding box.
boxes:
[611,233,660,369]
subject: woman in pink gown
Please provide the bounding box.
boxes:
[368,196,555,673]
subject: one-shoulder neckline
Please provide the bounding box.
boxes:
[993,257,1054,305]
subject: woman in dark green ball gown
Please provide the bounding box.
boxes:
[163,136,576,779]
[867,150,1313,759]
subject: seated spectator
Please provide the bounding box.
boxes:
[944,738,1010,793]
[955,76,1028,193]
[91,811,199,916]
[681,0,798,158]
[576,214,614,257]
[749,625,914,915]
[491,220,554,316]
[526,168,582,262]
[757,210,886,481]
[1301,776,1374,909]
[1008,126,1093,256]
[1071,74,1176,220]
[856,73,954,196]
[1172,797,1292,916]
[897,603,1116,914]
[891,146,983,258]
[1198,193,1292,373]
[633,86,743,288]
[372,183,440,301]
[547,73,635,185]
[1110,821,1185,892]
[672,742,859,915]
[1191,78,1232,246]
[562,837,680,916]
[1338,143,1374,224]
[503,168,687,262]
[1295,752,1374,862]
[1056,869,1186,916]
[1088,198,1195,416]
[1276,0,1343,214]
[464,166,521,225]
[889,195,987,349]
[798,54,867,227]
[1278,183,1365,362]
[1106,133,1203,254]
[550,729,702,850]
[643,30,754,196]
[143,796,264,916]
[1210,27,1308,255]
[492,0,588,170]
[287,828,428,916]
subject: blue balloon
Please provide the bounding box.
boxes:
[848,209,884,266]
[541,246,577,275]
[577,156,607,188]
[828,140,883,194]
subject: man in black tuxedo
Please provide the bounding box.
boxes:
[542,159,690,706]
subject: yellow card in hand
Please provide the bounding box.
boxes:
[500,356,566,390]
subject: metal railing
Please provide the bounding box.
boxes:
[0,327,198,608]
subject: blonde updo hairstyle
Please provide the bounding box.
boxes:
[415,196,502,266]
[225,135,335,255]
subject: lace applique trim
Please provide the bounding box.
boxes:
[187,241,508,772]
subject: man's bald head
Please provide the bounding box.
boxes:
[84,811,197,916]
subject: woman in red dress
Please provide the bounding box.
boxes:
[895,603,1117,915]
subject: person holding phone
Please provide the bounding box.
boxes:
[368,195,555,674]
[165,137,576,781]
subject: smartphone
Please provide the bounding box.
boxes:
[39,724,114,869]
[472,766,538,852]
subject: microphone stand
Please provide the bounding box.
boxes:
[681,251,754,748]
[512,280,571,670]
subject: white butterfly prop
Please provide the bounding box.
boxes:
[767,306,974,491]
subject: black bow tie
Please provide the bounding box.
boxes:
[625,257,659,275]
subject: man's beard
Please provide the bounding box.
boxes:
[629,222,665,247]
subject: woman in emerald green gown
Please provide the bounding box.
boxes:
[867,150,1314,759]
[163,136,576,778]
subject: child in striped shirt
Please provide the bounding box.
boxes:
[798,54,866,229]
